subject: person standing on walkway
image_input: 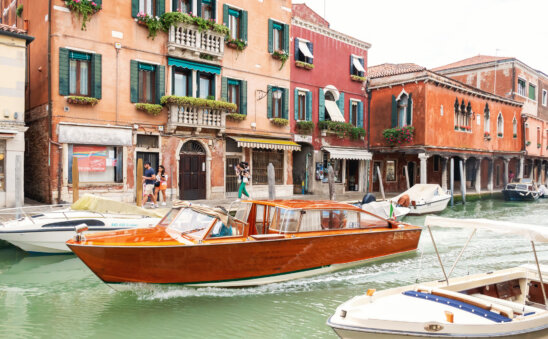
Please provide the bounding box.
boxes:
[155,165,168,206]
[235,162,250,199]
[508,170,515,183]
[142,161,158,208]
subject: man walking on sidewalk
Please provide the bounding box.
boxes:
[142,161,158,208]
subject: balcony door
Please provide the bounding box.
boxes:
[179,141,206,200]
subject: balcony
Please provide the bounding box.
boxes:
[167,23,225,63]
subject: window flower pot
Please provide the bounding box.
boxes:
[270,118,289,127]
[350,75,366,82]
[226,113,246,121]
[295,61,314,70]
[136,103,163,116]
[66,96,99,106]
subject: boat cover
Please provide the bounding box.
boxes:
[71,194,165,218]
[393,184,447,202]
[425,216,548,243]
[172,200,230,226]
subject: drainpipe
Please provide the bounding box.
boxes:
[365,79,372,193]
[511,61,516,100]
[48,0,54,203]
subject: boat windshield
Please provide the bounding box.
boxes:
[166,208,216,238]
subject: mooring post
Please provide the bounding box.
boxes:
[328,164,335,200]
[450,157,454,207]
[404,165,410,190]
[136,158,143,206]
[459,159,466,204]
[268,163,275,200]
[376,165,385,200]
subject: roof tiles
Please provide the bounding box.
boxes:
[432,55,512,71]
[367,63,426,79]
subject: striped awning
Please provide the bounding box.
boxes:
[323,147,372,160]
[230,137,301,151]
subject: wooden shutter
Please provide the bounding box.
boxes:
[240,80,247,114]
[283,24,290,54]
[241,10,248,42]
[338,92,345,120]
[211,0,216,20]
[172,0,178,12]
[294,89,299,121]
[156,0,165,16]
[211,75,216,98]
[391,95,397,128]
[358,101,364,128]
[349,55,353,75]
[222,4,229,26]
[221,76,228,101]
[91,53,102,99]
[59,48,69,96]
[307,42,313,64]
[268,19,273,53]
[130,60,138,103]
[359,58,365,77]
[283,88,289,119]
[267,85,272,118]
[348,99,354,125]
[197,0,202,17]
[306,91,312,121]
[319,88,325,121]
[406,93,413,126]
[156,65,165,104]
[294,38,299,61]
[95,0,102,6]
[131,0,139,18]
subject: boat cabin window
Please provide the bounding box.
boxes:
[270,208,301,233]
[299,210,388,232]
[254,204,274,234]
[158,208,181,226]
[167,208,216,238]
[207,218,245,238]
[234,202,251,222]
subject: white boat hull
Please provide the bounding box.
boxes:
[360,201,410,220]
[407,196,450,215]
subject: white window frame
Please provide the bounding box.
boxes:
[497,112,504,137]
[517,78,527,97]
[543,89,547,106]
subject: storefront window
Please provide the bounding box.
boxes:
[69,145,123,183]
[252,150,284,185]
[322,152,342,183]
[0,140,5,191]
[386,160,396,182]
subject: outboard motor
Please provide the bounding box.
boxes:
[361,193,376,205]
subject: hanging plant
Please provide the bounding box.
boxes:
[226,37,247,51]
[135,12,163,38]
[65,0,101,30]
[136,103,163,116]
[138,11,229,40]
[382,126,415,146]
[272,50,289,70]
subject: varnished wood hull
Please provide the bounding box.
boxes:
[67,228,421,286]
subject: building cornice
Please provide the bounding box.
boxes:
[436,58,546,81]
[291,17,371,50]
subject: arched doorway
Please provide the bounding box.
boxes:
[407,161,416,187]
[179,141,206,200]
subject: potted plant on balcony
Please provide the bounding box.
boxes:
[295,61,314,70]
[382,126,415,146]
[465,126,472,132]
[525,141,531,146]
[160,95,237,111]
[135,12,162,38]
[226,37,247,51]
[272,50,289,70]
[350,127,366,140]
[136,103,163,116]
[351,74,366,82]
[513,133,518,138]
[66,96,99,106]
[538,143,542,148]
[65,0,101,30]
[484,131,491,140]
[296,121,314,134]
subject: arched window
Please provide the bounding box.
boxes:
[497,112,504,137]
[512,116,518,138]
[454,98,459,129]
[525,123,530,142]
[483,103,490,133]
[537,127,541,147]
[397,93,408,127]
[391,90,413,128]
[181,140,206,154]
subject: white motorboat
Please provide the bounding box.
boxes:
[537,184,547,198]
[0,194,164,254]
[393,184,451,215]
[327,216,548,338]
[503,178,540,201]
[360,201,410,220]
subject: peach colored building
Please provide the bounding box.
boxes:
[13,0,295,203]
[368,64,523,194]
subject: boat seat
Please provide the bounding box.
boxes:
[471,293,539,316]
[416,287,514,319]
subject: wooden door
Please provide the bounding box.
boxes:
[180,154,206,200]
[226,157,240,197]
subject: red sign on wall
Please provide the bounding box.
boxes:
[73,146,107,172]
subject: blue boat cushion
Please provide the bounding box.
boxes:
[403,291,512,323]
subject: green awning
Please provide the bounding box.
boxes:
[69,51,90,61]
[168,57,221,75]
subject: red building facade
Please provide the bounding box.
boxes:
[369,64,523,194]
[290,4,371,196]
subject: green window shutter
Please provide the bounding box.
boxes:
[240,80,247,114]
[221,76,228,101]
[156,0,165,16]
[59,48,69,96]
[529,84,535,100]
[306,91,312,121]
[359,58,365,77]
[156,65,165,104]
[91,53,102,99]
[283,24,289,54]
[358,101,364,128]
[211,0,217,20]
[131,0,139,18]
[241,10,248,42]
[267,85,272,118]
[197,0,202,17]
[268,19,273,53]
[196,71,200,98]
[283,88,289,119]
[95,0,102,6]
[222,4,229,26]
[211,75,216,98]
[349,55,353,75]
[391,95,397,128]
[130,60,138,103]
[294,89,299,121]
[172,0,178,11]
[318,88,325,121]
[294,38,299,60]
[348,99,354,125]
[307,42,313,64]
[337,92,345,120]
[406,93,413,126]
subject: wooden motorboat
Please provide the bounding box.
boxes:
[0,195,163,254]
[393,184,451,215]
[502,179,540,201]
[327,216,548,338]
[66,200,422,287]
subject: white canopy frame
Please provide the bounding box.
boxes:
[424,216,548,308]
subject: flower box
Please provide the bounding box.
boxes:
[351,75,366,82]
[296,121,314,134]
[525,141,531,146]
[226,113,246,121]
[382,126,415,146]
[318,121,355,138]
[160,95,237,111]
[66,96,99,106]
[136,103,163,116]
[226,38,247,51]
[270,118,289,127]
[65,0,101,30]
[295,61,314,70]
[498,133,503,137]
[513,133,517,138]
[537,143,542,148]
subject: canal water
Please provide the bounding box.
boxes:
[1,198,548,338]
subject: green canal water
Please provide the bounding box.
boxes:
[1,198,548,338]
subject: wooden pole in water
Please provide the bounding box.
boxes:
[170,167,173,202]
[404,165,410,190]
[72,156,79,203]
[267,163,275,200]
[459,159,466,204]
[376,165,385,200]
[328,164,335,200]
[450,158,454,207]
[136,158,143,206]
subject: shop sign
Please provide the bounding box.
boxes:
[294,134,312,143]
[74,146,107,172]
